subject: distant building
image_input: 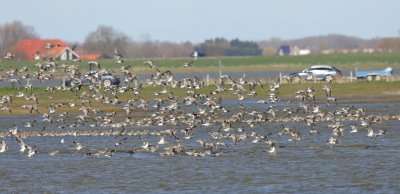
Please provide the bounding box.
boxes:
[321,48,379,55]
[277,45,300,56]
[12,39,80,60]
[298,49,311,55]
[192,50,198,60]
[79,53,102,60]
[74,48,103,60]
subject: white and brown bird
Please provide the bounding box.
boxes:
[0,139,8,153]
[144,60,157,69]
[48,150,59,156]
[45,42,60,49]
[73,141,84,152]
[17,137,26,153]
[88,61,101,70]
[26,145,37,157]
[114,48,124,64]
[158,136,168,145]
[183,61,194,67]
[3,52,14,60]
[322,84,332,97]
[327,137,339,146]
[267,140,277,154]
[34,51,41,60]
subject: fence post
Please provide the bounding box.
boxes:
[219,59,222,79]
[62,77,65,89]
[279,72,282,83]
[207,73,209,86]
[350,71,353,83]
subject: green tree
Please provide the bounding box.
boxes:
[225,39,262,56]
[195,38,229,57]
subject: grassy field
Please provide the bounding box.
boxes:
[2,54,400,73]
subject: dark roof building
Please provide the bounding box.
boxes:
[277,44,300,56]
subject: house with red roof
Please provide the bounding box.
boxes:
[12,39,81,60]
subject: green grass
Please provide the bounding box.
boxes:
[2,54,400,73]
[278,81,400,97]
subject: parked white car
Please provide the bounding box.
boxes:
[289,65,342,81]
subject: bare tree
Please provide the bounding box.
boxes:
[82,25,131,58]
[120,40,194,58]
[0,20,39,55]
[376,37,400,53]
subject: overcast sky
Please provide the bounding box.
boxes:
[1,0,399,43]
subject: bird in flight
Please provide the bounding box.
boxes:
[3,52,14,60]
[144,60,157,70]
[45,42,61,49]
[183,61,194,67]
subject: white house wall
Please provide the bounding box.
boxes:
[56,48,80,60]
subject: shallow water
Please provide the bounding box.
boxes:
[0,99,399,193]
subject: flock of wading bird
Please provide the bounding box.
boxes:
[0,48,395,158]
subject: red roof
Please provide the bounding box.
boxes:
[12,39,69,60]
[79,53,102,60]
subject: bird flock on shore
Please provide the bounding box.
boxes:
[0,49,395,158]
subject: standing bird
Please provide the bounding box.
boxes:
[0,106,12,113]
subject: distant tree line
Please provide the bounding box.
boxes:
[258,34,377,55]
[81,27,261,58]
[195,38,262,57]
[1,20,400,58]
